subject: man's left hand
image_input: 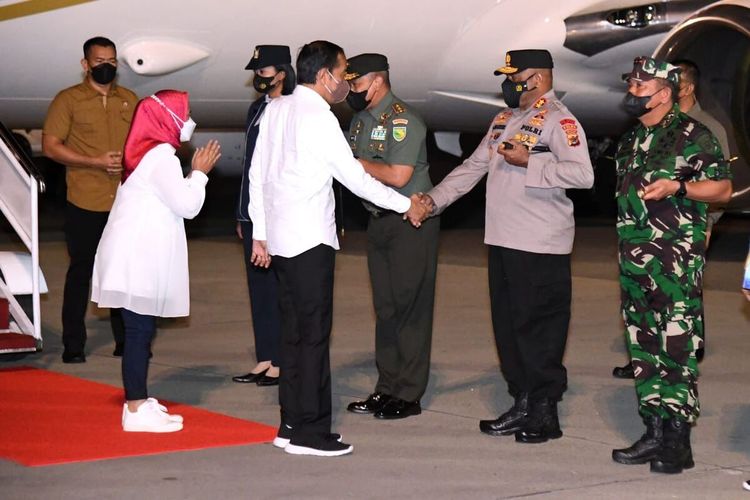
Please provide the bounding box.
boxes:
[641,179,680,201]
[497,139,529,167]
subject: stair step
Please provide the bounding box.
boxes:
[0,331,36,354]
[0,298,8,330]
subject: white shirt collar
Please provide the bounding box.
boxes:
[294,85,331,111]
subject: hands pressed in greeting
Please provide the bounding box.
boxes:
[251,239,271,268]
[191,139,222,175]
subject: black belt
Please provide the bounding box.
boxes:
[370,209,399,218]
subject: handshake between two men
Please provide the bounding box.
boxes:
[402,193,435,228]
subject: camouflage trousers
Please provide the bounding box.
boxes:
[619,248,704,423]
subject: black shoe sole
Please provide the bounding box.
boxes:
[479,426,523,437]
[62,355,86,364]
[515,430,563,444]
[373,407,421,420]
[650,459,695,474]
[346,407,377,414]
[612,453,657,465]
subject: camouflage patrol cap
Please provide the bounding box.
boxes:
[622,56,681,86]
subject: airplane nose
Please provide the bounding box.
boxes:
[121,39,210,76]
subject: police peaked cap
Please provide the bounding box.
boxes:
[494,49,554,75]
[245,45,291,70]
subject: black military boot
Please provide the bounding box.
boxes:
[515,398,562,444]
[650,418,694,474]
[479,393,529,436]
[612,361,635,379]
[612,415,663,464]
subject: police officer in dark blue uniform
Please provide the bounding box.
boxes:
[232,45,295,386]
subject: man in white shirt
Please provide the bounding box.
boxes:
[248,40,425,457]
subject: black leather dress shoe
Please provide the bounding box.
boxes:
[256,374,279,386]
[373,398,421,420]
[347,392,391,414]
[612,362,635,379]
[232,369,268,383]
[62,352,86,364]
[479,393,529,436]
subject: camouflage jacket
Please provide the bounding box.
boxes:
[615,104,731,250]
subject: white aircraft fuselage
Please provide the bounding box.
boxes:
[1,0,748,207]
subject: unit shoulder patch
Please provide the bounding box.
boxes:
[559,118,581,147]
[393,126,407,142]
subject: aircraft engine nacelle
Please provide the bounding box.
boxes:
[654,0,750,209]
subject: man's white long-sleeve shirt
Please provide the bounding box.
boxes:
[249,85,411,258]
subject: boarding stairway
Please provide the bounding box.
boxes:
[0,121,47,353]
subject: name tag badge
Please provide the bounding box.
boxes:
[370,126,387,141]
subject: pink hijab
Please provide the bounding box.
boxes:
[122,89,189,183]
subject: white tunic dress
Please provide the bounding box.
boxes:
[92,143,208,317]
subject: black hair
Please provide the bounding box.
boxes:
[296,40,344,84]
[275,63,297,95]
[83,36,116,59]
[671,58,700,88]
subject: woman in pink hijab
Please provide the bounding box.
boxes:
[92,89,220,433]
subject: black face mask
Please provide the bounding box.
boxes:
[253,74,276,94]
[622,91,657,117]
[90,63,117,85]
[346,89,371,112]
[501,76,533,109]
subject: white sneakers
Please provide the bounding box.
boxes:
[122,398,183,433]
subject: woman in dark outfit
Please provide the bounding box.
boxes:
[232,45,295,387]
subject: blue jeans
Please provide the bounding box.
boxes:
[121,309,156,400]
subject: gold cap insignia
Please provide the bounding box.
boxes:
[253,48,260,59]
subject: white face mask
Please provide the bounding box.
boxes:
[150,94,197,142]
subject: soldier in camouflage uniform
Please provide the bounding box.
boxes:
[611,57,732,474]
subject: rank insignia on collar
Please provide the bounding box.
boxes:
[560,118,580,147]
[393,126,407,142]
[534,97,547,109]
[392,103,405,114]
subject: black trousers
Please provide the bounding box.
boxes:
[274,244,335,439]
[240,220,281,365]
[121,308,156,401]
[488,245,571,402]
[367,214,439,402]
[62,202,124,354]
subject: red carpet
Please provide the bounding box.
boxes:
[0,366,277,466]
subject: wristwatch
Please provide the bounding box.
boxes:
[675,180,687,198]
